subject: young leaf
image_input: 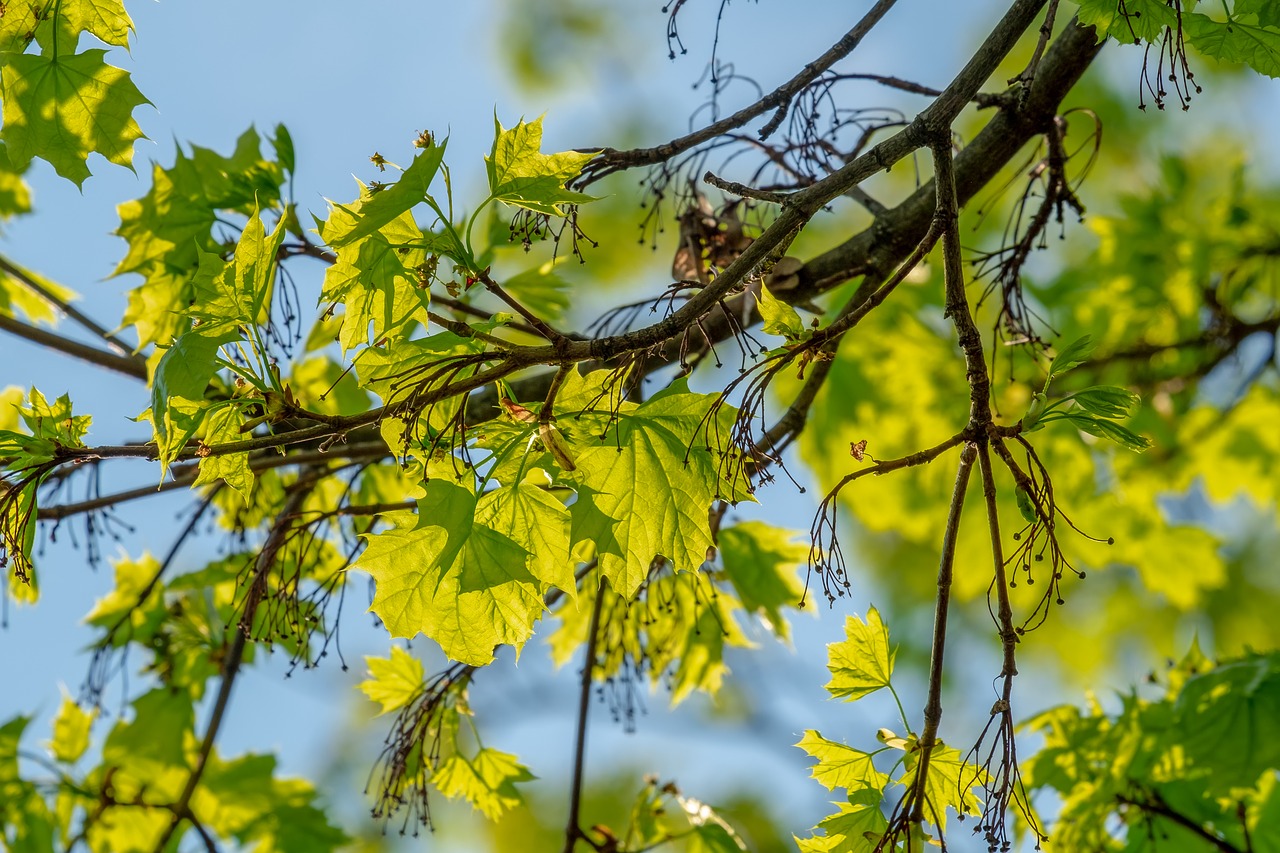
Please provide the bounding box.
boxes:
[716,521,808,640]
[806,792,890,852]
[757,281,806,340]
[319,207,431,352]
[898,741,987,832]
[355,482,548,666]
[1047,335,1095,380]
[189,206,288,328]
[567,379,746,595]
[360,646,425,715]
[796,730,891,793]
[192,404,254,501]
[485,115,599,216]
[1183,13,1280,78]
[1068,385,1140,419]
[825,607,895,702]
[1064,412,1152,451]
[322,140,447,249]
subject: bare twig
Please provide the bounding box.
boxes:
[563,570,607,853]
[578,0,901,185]
[0,255,137,356]
[910,442,977,824]
[0,314,147,382]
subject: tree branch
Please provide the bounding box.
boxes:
[150,479,316,852]
[0,254,137,356]
[577,0,902,185]
[563,569,607,853]
[0,314,147,382]
[910,442,977,824]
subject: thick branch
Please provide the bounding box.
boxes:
[796,16,1102,298]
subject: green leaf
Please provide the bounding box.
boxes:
[757,281,806,340]
[0,257,72,327]
[84,551,167,640]
[102,688,194,773]
[1238,0,1280,28]
[1015,485,1038,524]
[485,115,599,215]
[1072,0,1178,43]
[0,44,149,186]
[47,696,93,763]
[198,752,349,852]
[360,645,425,715]
[1047,334,1094,380]
[825,607,895,702]
[431,747,534,820]
[271,123,295,175]
[319,206,431,352]
[189,206,288,328]
[808,793,890,853]
[1068,384,1140,419]
[1184,13,1280,78]
[796,730,891,793]
[59,0,135,48]
[150,326,238,469]
[501,258,572,324]
[567,374,748,595]
[1063,412,1152,451]
[192,404,254,501]
[356,481,546,666]
[18,389,90,448]
[716,521,808,640]
[322,141,447,249]
[687,821,748,853]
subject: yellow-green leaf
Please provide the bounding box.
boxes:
[0,45,149,186]
[360,646,425,715]
[825,607,895,702]
[47,696,93,763]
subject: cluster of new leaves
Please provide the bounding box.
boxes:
[1023,641,1280,850]
[795,609,989,851]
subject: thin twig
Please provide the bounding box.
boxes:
[150,479,316,852]
[578,0,901,185]
[702,171,792,205]
[977,444,1017,677]
[563,570,607,853]
[1117,793,1245,853]
[910,442,977,824]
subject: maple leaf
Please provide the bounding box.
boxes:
[0,45,149,186]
